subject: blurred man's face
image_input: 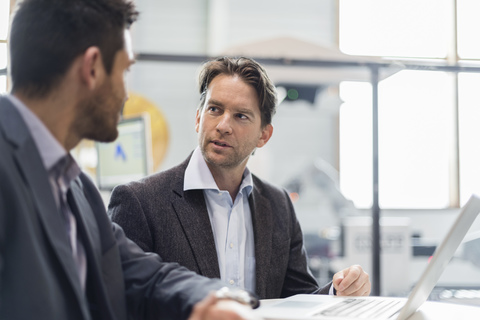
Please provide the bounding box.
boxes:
[78,30,135,143]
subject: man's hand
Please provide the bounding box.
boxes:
[188,293,261,320]
[333,264,371,296]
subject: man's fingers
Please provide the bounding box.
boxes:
[188,293,261,320]
[334,265,370,296]
[334,265,358,292]
[188,293,218,320]
[338,273,371,296]
[332,269,346,289]
[206,300,260,320]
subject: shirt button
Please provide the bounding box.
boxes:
[229,243,234,248]
[229,279,235,285]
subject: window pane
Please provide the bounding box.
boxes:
[0,0,10,40]
[339,82,373,208]
[378,71,451,208]
[340,71,452,209]
[0,43,7,69]
[457,0,480,59]
[339,0,449,58]
[458,73,480,205]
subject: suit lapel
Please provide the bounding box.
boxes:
[250,183,274,298]
[0,99,88,316]
[172,189,221,279]
[68,179,119,320]
[170,160,221,279]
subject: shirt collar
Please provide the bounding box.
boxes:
[7,94,68,171]
[51,153,82,189]
[184,147,253,196]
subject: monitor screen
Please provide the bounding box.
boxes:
[96,115,152,190]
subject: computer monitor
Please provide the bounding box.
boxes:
[96,115,152,190]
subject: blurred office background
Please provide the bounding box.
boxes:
[2,0,480,303]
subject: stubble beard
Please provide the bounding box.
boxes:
[75,80,122,143]
[201,142,250,171]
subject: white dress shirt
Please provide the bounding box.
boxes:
[184,147,256,292]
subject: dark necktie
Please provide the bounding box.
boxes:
[53,165,87,291]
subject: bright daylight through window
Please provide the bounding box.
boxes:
[339,0,480,208]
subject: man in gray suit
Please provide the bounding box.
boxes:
[0,1,258,319]
[109,57,371,299]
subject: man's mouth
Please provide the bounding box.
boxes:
[212,141,230,147]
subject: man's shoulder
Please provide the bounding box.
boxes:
[0,96,27,146]
[114,155,189,193]
[145,160,187,184]
[251,173,286,196]
[250,173,298,226]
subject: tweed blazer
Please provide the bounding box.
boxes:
[0,97,225,320]
[109,155,331,299]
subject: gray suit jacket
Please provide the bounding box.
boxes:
[0,96,225,320]
[109,155,331,299]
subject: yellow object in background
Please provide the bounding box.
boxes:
[123,93,169,172]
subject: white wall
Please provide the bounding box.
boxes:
[131,0,209,54]
[226,0,336,50]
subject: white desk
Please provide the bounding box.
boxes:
[406,300,480,319]
[256,299,480,319]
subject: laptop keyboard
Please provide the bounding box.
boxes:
[314,298,403,319]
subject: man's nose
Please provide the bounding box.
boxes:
[216,113,233,134]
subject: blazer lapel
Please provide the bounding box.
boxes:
[69,179,101,263]
[249,184,274,298]
[68,179,121,320]
[0,99,87,315]
[169,160,220,279]
[172,189,221,279]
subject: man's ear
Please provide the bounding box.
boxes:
[195,108,201,133]
[256,123,273,148]
[80,47,105,90]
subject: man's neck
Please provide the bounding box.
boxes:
[207,163,246,202]
[13,92,78,151]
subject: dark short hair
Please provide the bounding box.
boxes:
[9,0,138,98]
[198,56,277,127]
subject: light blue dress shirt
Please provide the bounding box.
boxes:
[184,147,256,292]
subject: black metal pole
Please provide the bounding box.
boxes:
[371,66,381,296]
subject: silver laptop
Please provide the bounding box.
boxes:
[254,194,480,320]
